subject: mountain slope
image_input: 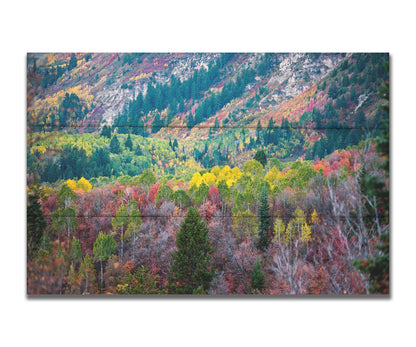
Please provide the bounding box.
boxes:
[27,52,389,182]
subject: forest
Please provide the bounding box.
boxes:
[26,53,389,295]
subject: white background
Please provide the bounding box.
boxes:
[1,1,414,346]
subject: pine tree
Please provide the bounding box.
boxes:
[253,150,267,167]
[100,125,112,138]
[354,233,389,294]
[137,118,148,137]
[125,133,133,151]
[256,120,262,144]
[168,207,215,294]
[250,258,266,293]
[258,188,271,251]
[109,135,121,154]
[27,191,46,259]
[354,70,389,294]
[172,138,179,151]
[135,144,143,156]
[68,53,77,71]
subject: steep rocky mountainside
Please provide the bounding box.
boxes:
[27,53,342,130]
[27,52,388,178]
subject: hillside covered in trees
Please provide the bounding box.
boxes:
[27,53,389,295]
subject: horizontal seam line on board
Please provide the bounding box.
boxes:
[27,126,370,130]
[28,214,388,218]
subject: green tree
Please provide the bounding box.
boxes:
[172,138,179,151]
[51,207,78,239]
[138,169,156,192]
[68,53,77,71]
[155,183,173,203]
[78,254,96,294]
[93,232,117,292]
[110,135,121,154]
[258,188,271,251]
[328,81,338,99]
[354,68,389,294]
[253,150,267,167]
[172,189,191,209]
[112,203,128,263]
[100,125,112,138]
[217,179,230,216]
[135,144,143,156]
[250,258,266,293]
[68,236,82,266]
[243,159,263,179]
[168,207,215,294]
[256,120,262,144]
[57,183,76,209]
[27,191,46,259]
[193,181,209,205]
[126,207,142,260]
[354,232,389,294]
[125,133,133,151]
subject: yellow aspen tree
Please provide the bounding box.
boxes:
[65,179,77,190]
[233,209,259,237]
[264,167,282,189]
[202,172,216,186]
[217,165,230,183]
[189,172,203,189]
[211,166,221,177]
[300,222,312,242]
[285,220,296,243]
[273,218,286,243]
[77,177,92,192]
[311,209,319,225]
[292,207,306,239]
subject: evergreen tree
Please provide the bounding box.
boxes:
[137,118,148,137]
[100,125,112,139]
[253,150,267,167]
[125,133,133,151]
[168,207,215,294]
[258,188,271,251]
[151,113,162,133]
[68,53,77,71]
[250,258,266,293]
[187,114,194,129]
[135,144,143,156]
[109,135,121,154]
[354,232,389,294]
[27,191,46,259]
[354,72,389,294]
[256,120,262,144]
[172,138,179,151]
